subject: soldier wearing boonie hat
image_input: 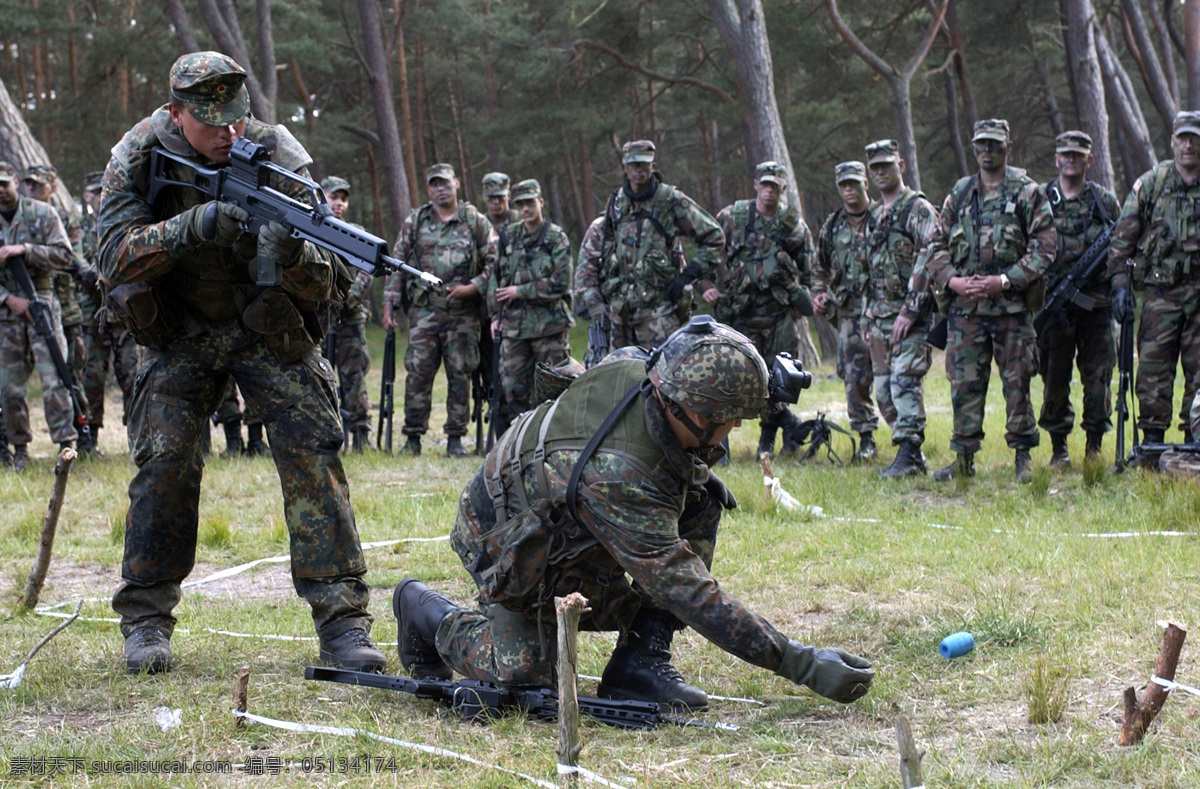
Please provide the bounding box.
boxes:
[481,172,518,232]
[813,159,878,462]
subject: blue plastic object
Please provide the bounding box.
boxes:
[939,631,975,659]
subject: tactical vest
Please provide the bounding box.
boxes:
[1131,161,1200,288]
[1,198,56,292]
[495,220,572,337]
[600,180,681,316]
[1044,178,1112,278]
[819,206,873,316]
[945,169,1031,276]
[866,189,924,306]
[406,202,486,311]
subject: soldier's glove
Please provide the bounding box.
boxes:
[704,473,737,510]
[664,261,704,304]
[775,640,874,703]
[258,220,303,268]
[206,202,251,248]
[163,200,249,254]
[1112,286,1135,324]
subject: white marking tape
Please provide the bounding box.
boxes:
[0,664,26,690]
[556,762,634,788]
[1151,674,1200,697]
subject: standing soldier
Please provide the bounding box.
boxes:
[99,52,385,674]
[1039,131,1119,467]
[481,172,519,232]
[575,214,609,367]
[381,164,497,457]
[925,119,1056,482]
[576,140,724,348]
[813,161,879,463]
[488,179,573,424]
[863,140,938,478]
[321,176,373,452]
[0,160,76,470]
[1109,111,1200,453]
[709,161,815,458]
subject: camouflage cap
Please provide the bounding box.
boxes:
[0,161,14,184]
[1055,130,1092,155]
[170,51,250,127]
[481,172,511,197]
[621,140,656,164]
[24,163,58,185]
[647,315,768,423]
[510,179,541,202]
[1174,111,1200,137]
[426,163,456,183]
[755,161,786,185]
[320,176,352,196]
[834,161,867,185]
[84,171,105,192]
[972,118,1010,143]
[865,139,900,165]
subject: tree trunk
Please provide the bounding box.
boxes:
[255,0,279,124]
[195,0,275,123]
[937,28,969,177]
[579,133,595,222]
[1187,0,1200,109]
[0,77,76,212]
[1097,17,1160,174]
[357,0,412,235]
[945,0,978,126]
[165,0,201,52]
[1146,0,1180,106]
[1121,0,1177,137]
[392,0,420,203]
[287,59,317,137]
[1062,0,1115,190]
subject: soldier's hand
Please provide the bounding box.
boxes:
[447,283,478,301]
[776,640,874,703]
[812,292,829,316]
[381,302,397,330]
[948,276,972,296]
[258,220,302,266]
[891,314,914,343]
[207,202,250,248]
[0,243,28,261]
[702,287,720,305]
[4,294,33,323]
[1112,287,1135,323]
[496,285,518,303]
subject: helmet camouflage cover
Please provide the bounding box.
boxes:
[648,315,768,423]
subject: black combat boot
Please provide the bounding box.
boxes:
[878,440,927,479]
[245,423,269,457]
[446,436,467,457]
[933,451,974,482]
[393,578,459,679]
[1185,429,1195,445]
[1049,432,1070,469]
[1136,428,1166,469]
[221,420,244,458]
[124,625,173,674]
[351,427,370,453]
[75,429,93,458]
[851,431,877,464]
[1085,431,1103,459]
[401,435,421,456]
[597,610,708,712]
[319,628,387,673]
[12,444,29,473]
[778,409,804,456]
[0,441,10,467]
[1015,447,1034,483]
[757,425,778,459]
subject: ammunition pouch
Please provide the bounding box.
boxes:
[242,288,313,364]
[105,282,188,351]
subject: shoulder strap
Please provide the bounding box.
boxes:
[497,226,509,260]
[1086,182,1111,225]
[565,381,644,527]
[821,206,844,244]
[409,203,432,268]
[951,175,979,218]
[1045,178,1064,218]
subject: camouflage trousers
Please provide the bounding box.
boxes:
[867,317,932,445]
[612,304,681,350]
[0,313,78,446]
[836,315,878,433]
[1135,284,1200,433]
[944,312,1040,453]
[732,313,801,422]
[437,465,721,687]
[111,319,370,640]
[332,319,371,431]
[498,332,570,420]
[82,318,139,429]
[404,307,480,438]
[1037,302,1114,436]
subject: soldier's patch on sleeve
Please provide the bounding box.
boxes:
[1133,177,1143,193]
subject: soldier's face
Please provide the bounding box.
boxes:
[868,160,903,192]
[0,179,17,209]
[486,194,509,215]
[324,189,349,220]
[624,161,653,191]
[428,177,458,208]
[83,190,100,209]
[754,179,783,211]
[515,197,543,229]
[21,178,52,202]
[972,139,1009,172]
[1055,152,1091,179]
[1172,133,1200,171]
[168,104,247,164]
[838,180,868,210]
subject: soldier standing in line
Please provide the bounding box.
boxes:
[1038,131,1120,468]
[707,161,815,458]
[321,176,373,452]
[487,179,573,425]
[481,172,520,232]
[862,140,939,478]
[99,52,385,674]
[0,161,76,471]
[1109,111,1200,454]
[925,119,1057,483]
[381,164,497,458]
[575,140,724,349]
[813,161,879,463]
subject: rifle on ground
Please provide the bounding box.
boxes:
[6,256,90,446]
[1113,263,1137,472]
[148,137,442,290]
[377,318,396,454]
[304,666,735,731]
[1032,225,1113,335]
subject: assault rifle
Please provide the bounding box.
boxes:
[377,317,396,453]
[472,313,492,456]
[1032,226,1112,335]
[304,666,736,731]
[6,256,90,446]
[582,311,611,369]
[1128,442,1200,470]
[1113,263,1137,472]
[486,324,507,451]
[147,137,442,290]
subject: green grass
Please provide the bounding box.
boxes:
[0,322,1198,786]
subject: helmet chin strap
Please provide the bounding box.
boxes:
[663,396,721,446]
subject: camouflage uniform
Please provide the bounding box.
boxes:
[487,180,573,422]
[814,162,878,435]
[98,53,372,643]
[1039,133,1120,447]
[925,121,1057,460]
[482,172,520,233]
[0,165,78,448]
[1108,112,1200,439]
[382,164,497,440]
[575,140,724,347]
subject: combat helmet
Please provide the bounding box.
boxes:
[647,315,768,427]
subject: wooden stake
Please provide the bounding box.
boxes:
[760,451,775,499]
[20,447,77,609]
[895,715,924,788]
[555,593,589,787]
[234,666,250,729]
[1119,620,1188,746]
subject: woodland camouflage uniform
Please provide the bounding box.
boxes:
[98,53,378,667]
[814,161,878,436]
[481,172,520,232]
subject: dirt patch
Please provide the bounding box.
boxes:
[24,560,119,607]
[183,561,295,603]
